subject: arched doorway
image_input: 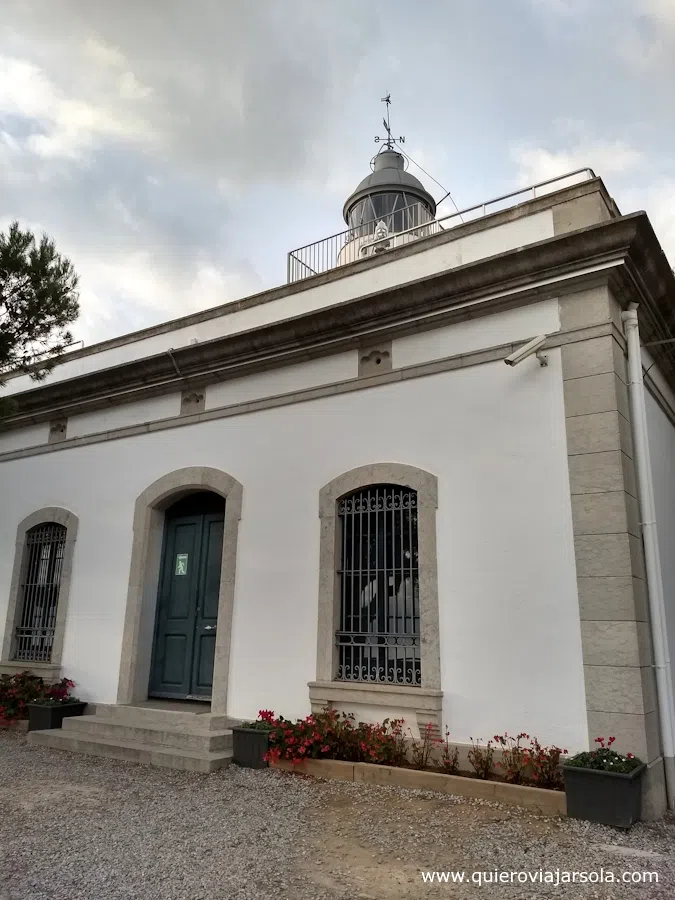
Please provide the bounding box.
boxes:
[149,491,225,700]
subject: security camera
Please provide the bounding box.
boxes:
[504,335,548,367]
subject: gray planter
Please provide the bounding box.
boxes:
[232,727,270,768]
[27,701,88,732]
[563,763,646,829]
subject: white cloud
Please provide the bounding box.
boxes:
[528,0,576,14]
[0,53,156,162]
[614,0,675,70]
[71,251,263,344]
[621,180,675,266]
[0,0,671,349]
[512,141,643,187]
[0,1,380,186]
[511,139,674,266]
[81,36,127,70]
[0,1,387,345]
[643,0,675,29]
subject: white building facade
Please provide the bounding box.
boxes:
[1,159,675,818]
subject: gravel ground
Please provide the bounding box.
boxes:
[2,730,675,899]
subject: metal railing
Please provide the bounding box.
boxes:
[287,168,596,284]
[288,201,440,283]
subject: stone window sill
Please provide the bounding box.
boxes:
[0,661,62,682]
[308,680,443,735]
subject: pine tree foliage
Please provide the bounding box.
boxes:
[0,221,80,408]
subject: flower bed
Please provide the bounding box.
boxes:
[0,671,79,726]
[247,709,567,806]
[262,708,409,769]
[239,712,646,822]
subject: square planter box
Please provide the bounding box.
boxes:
[27,701,88,732]
[232,727,270,768]
[563,763,646,829]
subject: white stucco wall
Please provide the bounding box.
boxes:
[0,302,562,452]
[645,383,675,702]
[0,208,555,397]
[0,422,49,453]
[206,351,357,410]
[394,298,560,367]
[0,340,587,750]
[67,394,181,439]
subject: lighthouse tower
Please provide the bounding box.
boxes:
[339,99,437,265]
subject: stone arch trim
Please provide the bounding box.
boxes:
[1,506,79,678]
[311,463,443,733]
[116,467,243,714]
[318,463,438,518]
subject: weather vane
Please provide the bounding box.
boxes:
[374,94,404,150]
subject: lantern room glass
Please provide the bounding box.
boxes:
[347,192,434,236]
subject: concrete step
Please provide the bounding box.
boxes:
[95,704,227,731]
[27,729,232,773]
[62,715,233,752]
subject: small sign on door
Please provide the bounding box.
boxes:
[175,553,188,576]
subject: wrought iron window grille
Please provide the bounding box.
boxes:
[336,485,420,686]
[12,523,66,663]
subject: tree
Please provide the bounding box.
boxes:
[0,221,79,415]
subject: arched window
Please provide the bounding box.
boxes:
[336,485,420,686]
[312,464,442,735]
[13,523,67,662]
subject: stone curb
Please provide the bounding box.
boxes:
[271,758,567,817]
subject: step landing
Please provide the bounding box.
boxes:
[26,702,234,773]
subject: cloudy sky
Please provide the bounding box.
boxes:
[0,1,673,346]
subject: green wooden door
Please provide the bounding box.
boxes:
[149,498,224,700]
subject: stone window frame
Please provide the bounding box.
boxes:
[1,507,79,681]
[309,463,443,733]
[116,466,243,715]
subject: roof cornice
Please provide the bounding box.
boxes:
[2,212,674,430]
[1,176,614,375]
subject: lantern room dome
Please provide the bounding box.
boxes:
[343,149,437,229]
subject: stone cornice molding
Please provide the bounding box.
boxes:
[2,212,674,430]
[0,177,613,380]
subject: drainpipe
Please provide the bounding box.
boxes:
[622,302,675,809]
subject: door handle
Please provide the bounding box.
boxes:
[204,625,216,631]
